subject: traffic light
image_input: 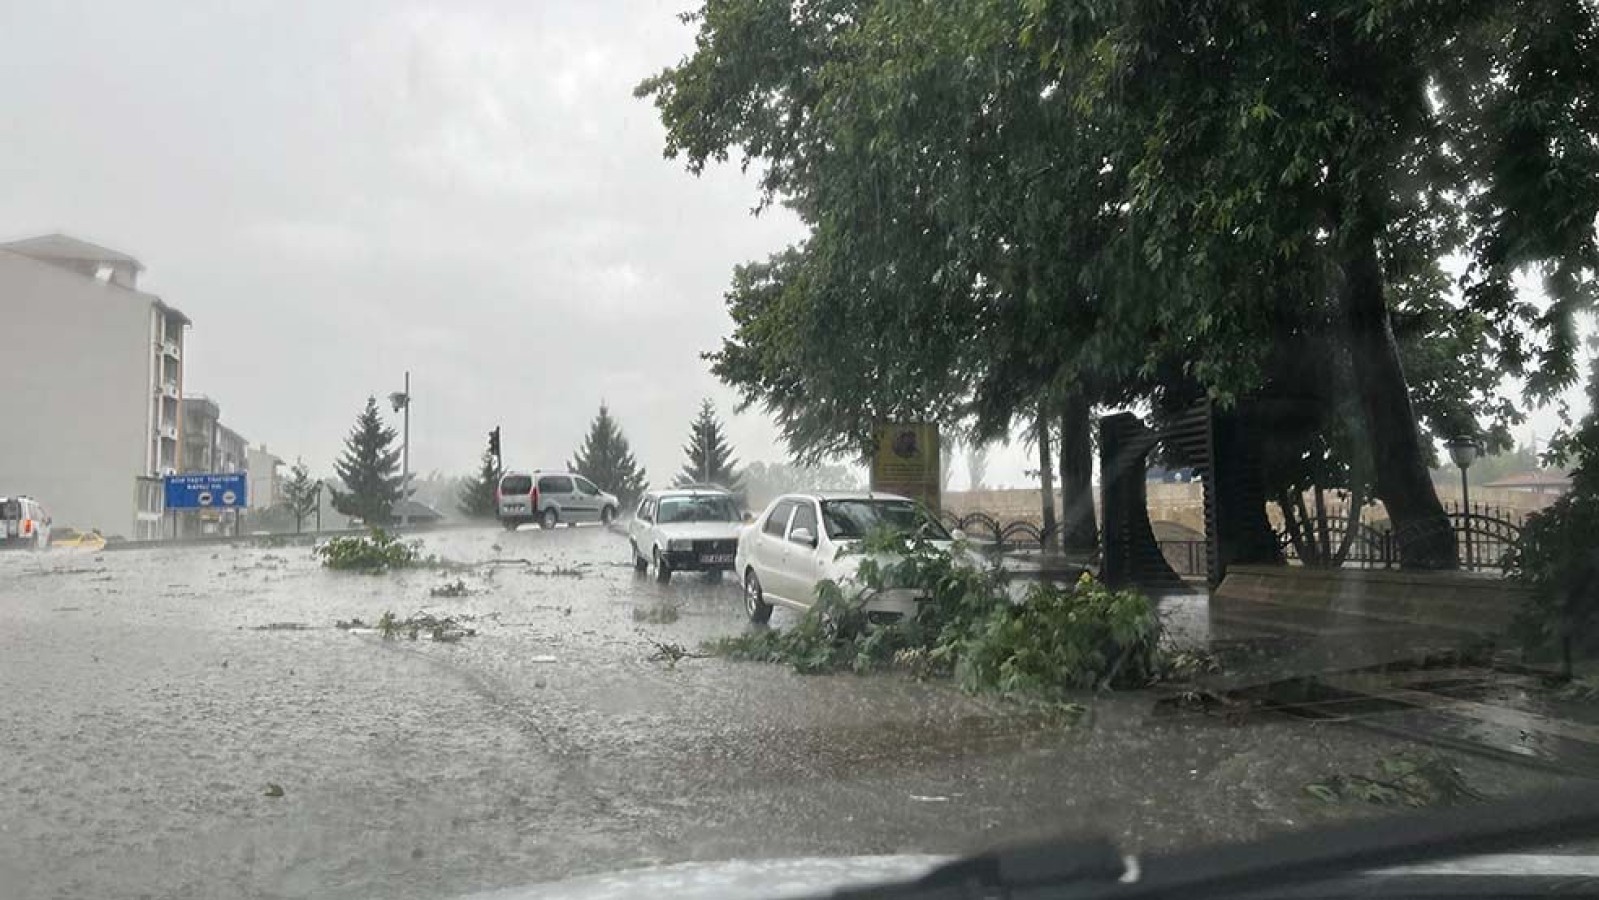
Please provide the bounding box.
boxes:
[488,426,501,461]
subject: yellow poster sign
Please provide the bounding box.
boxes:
[870,423,941,510]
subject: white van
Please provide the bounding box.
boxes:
[1,496,52,550]
[496,470,619,531]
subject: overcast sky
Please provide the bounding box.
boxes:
[0,1,1580,497]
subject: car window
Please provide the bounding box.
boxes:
[500,474,532,495]
[538,475,573,494]
[657,495,741,524]
[637,497,654,521]
[788,502,817,544]
[762,501,796,537]
[575,477,600,496]
[1,499,18,520]
[821,499,950,541]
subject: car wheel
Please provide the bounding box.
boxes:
[631,541,649,573]
[744,569,773,624]
[601,506,616,526]
[539,508,558,530]
[653,547,672,583]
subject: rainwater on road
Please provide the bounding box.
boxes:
[0,527,1565,899]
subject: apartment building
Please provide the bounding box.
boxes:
[0,234,188,539]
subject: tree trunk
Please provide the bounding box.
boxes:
[1058,390,1097,551]
[1036,410,1059,551]
[1334,214,1457,569]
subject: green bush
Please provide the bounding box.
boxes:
[315,529,421,572]
[1507,491,1599,678]
[712,531,1162,695]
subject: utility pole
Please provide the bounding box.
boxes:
[390,371,412,528]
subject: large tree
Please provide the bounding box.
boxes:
[331,396,404,527]
[642,0,1599,569]
[457,434,503,519]
[675,399,744,492]
[569,403,648,509]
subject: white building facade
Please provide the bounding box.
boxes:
[0,234,188,539]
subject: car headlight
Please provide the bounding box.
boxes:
[668,539,693,551]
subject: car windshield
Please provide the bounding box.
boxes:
[7,1,1598,897]
[821,499,950,541]
[657,495,739,523]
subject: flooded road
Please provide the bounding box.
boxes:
[0,527,1564,899]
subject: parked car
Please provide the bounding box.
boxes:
[496,470,619,531]
[0,496,52,550]
[628,487,746,582]
[734,491,962,624]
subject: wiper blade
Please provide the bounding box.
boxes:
[829,785,1599,900]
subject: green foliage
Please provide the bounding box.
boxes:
[331,397,404,527]
[281,460,321,534]
[375,610,476,642]
[1305,752,1479,808]
[1508,491,1599,679]
[642,0,1599,565]
[568,403,648,509]
[457,435,503,519]
[712,532,1162,696]
[675,398,744,493]
[315,529,420,572]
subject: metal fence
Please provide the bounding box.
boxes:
[948,501,1527,577]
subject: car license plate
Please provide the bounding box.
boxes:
[700,554,733,565]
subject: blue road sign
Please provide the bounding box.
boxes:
[164,472,249,510]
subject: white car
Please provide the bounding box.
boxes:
[735,491,963,624]
[1,496,52,550]
[628,488,746,582]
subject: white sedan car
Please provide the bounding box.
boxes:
[735,491,963,624]
[628,488,746,582]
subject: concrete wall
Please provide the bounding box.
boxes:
[0,251,155,536]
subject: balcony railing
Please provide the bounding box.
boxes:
[157,380,180,399]
[158,422,178,441]
[160,339,181,360]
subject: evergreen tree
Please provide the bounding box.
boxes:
[457,435,503,518]
[331,396,404,526]
[281,459,322,534]
[674,399,743,492]
[568,402,648,508]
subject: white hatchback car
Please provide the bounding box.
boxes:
[628,488,746,581]
[735,491,961,624]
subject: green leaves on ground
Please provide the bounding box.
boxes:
[1305,753,1479,808]
[711,533,1162,698]
[315,529,420,572]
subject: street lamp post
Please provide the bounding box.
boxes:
[390,371,411,528]
[1446,436,1479,570]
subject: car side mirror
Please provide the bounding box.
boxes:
[790,527,816,547]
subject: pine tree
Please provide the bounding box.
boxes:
[674,399,743,492]
[282,459,322,533]
[568,402,648,508]
[331,396,404,526]
[457,435,503,518]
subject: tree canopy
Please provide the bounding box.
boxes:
[331,396,404,527]
[640,0,1599,568]
[675,399,744,492]
[569,403,648,508]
